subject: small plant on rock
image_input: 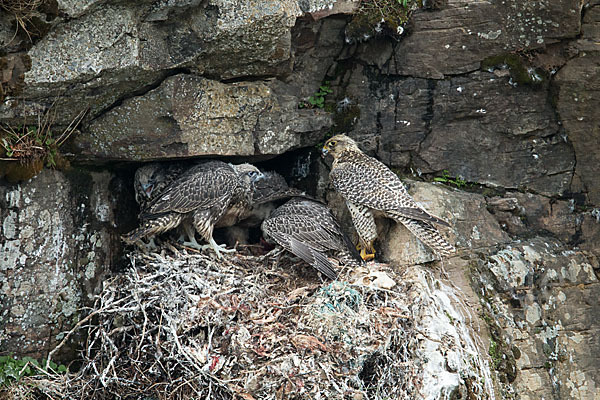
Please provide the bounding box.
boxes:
[345,0,417,43]
[434,170,468,189]
[299,81,333,109]
[0,355,67,387]
[1,108,85,168]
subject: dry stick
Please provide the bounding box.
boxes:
[45,295,132,370]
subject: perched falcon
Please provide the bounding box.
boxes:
[322,134,455,260]
[262,197,363,280]
[123,161,262,258]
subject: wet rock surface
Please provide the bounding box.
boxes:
[332,65,574,197]
[389,0,582,78]
[555,3,600,204]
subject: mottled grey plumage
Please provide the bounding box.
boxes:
[134,162,187,210]
[322,134,455,260]
[123,161,261,258]
[235,170,309,227]
[262,197,363,280]
[251,171,305,204]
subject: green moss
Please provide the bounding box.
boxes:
[433,169,470,189]
[346,0,417,42]
[323,102,337,113]
[0,159,44,183]
[482,53,546,86]
[483,313,517,383]
[470,262,518,384]
[488,339,502,369]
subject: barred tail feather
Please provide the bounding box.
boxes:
[395,216,456,257]
[338,250,363,269]
[122,213,184,244]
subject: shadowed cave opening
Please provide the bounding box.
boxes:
[109,145,325,261]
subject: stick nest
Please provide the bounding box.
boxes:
[5,246,424,399]
[5,242,497,399]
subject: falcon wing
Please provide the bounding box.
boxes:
[262,203,343,280]
[144,161,237,216]
[291,199,361,262]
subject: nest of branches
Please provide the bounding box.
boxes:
[4,246,423,400]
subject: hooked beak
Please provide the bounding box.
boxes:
[321,146,329,158]
[253,171,265,182]
[141,183,154,198]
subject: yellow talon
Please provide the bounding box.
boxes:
[360,247,375,261]
[357,241,375,261]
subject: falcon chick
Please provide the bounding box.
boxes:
[251,170,306,205]
[262,197,363,280]
[134,162,187,210]
[123,161,262,258]
[322,134,455,261]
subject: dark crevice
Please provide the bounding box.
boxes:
[408,79,436,173]
[220,74,283,84]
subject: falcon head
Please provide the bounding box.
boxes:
[232,163,264,184]
[134,163,162,203]
[321,134,360,158]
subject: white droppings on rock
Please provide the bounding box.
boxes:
[6,189,21,207]
[522,245,541,263]
[582,263,597,281]
[546,269,558,280]
[410,269,495,400]
[540,322,561,344]
[95,203,110,222]
[471,225,481,240]
[3,211,17,239]
[563,260,581,283]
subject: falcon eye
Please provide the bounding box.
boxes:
[329,140,337,147]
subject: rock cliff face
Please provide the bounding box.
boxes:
[1,0,599,398]
[0,169,132,360]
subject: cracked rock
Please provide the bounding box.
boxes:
[74,75,331,160]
